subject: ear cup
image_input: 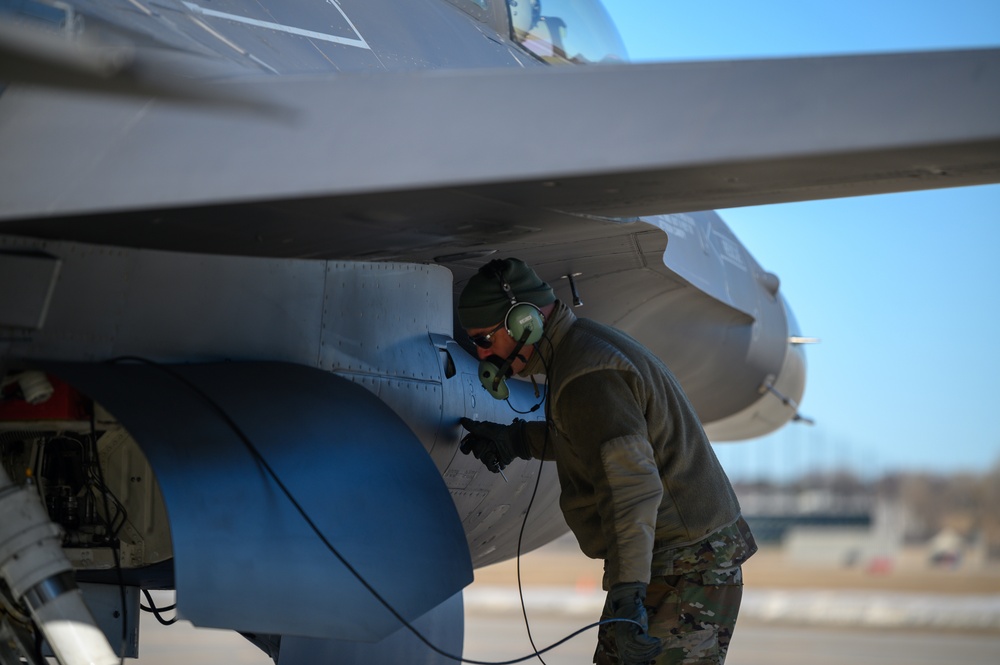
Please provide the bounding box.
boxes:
[505,303,544,345]
[478,358,511,400]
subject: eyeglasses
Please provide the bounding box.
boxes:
[468,321,505,349]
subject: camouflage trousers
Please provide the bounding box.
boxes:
[594,518,755,665]
[593,568,743,665]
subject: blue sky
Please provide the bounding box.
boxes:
[601,1,1000,480]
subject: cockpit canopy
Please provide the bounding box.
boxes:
[507,0,628,65]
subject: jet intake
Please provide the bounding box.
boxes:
[39,360,472,643]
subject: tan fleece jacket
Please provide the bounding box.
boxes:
[519,301,741,586]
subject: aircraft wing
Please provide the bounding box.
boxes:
[1,48,998,259]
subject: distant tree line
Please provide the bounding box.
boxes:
[877,464,1000,554]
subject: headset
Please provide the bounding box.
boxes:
[477,260,546,401]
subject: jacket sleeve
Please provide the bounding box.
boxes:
[521,420,557,460]
[555,369,662,586]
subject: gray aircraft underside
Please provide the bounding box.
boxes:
[0,0,998,664]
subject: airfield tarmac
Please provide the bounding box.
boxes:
[133,544,1000,664]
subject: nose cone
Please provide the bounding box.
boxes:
[702,293,810,442]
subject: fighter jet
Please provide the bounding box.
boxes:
[0,1,997,663]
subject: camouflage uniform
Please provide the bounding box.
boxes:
[594,518,757,665]
[510,300,755,663]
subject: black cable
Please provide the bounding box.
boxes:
[140,589,178,626]
[512,331,557,664]
[514,454,548,665]
[33,623,45,665]
[505,368,546,415]
[88,414,128,665]
[86,468,128,539]
[107,356,638,665]
[504,398,541,415]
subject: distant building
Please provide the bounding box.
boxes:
[736,483,872,544]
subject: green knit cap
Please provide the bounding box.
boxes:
[458,258,555,329]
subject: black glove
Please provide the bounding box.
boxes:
[607,582,663,665]
[459,418,528,474]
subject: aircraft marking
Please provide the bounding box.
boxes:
[181,1,370,50]
[185,13,281,74]
[124,0,153,17]
[714,231,747,271]
[650,214,697,239]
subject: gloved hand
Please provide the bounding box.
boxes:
[607,582,663,665]
[459,418,528,474]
